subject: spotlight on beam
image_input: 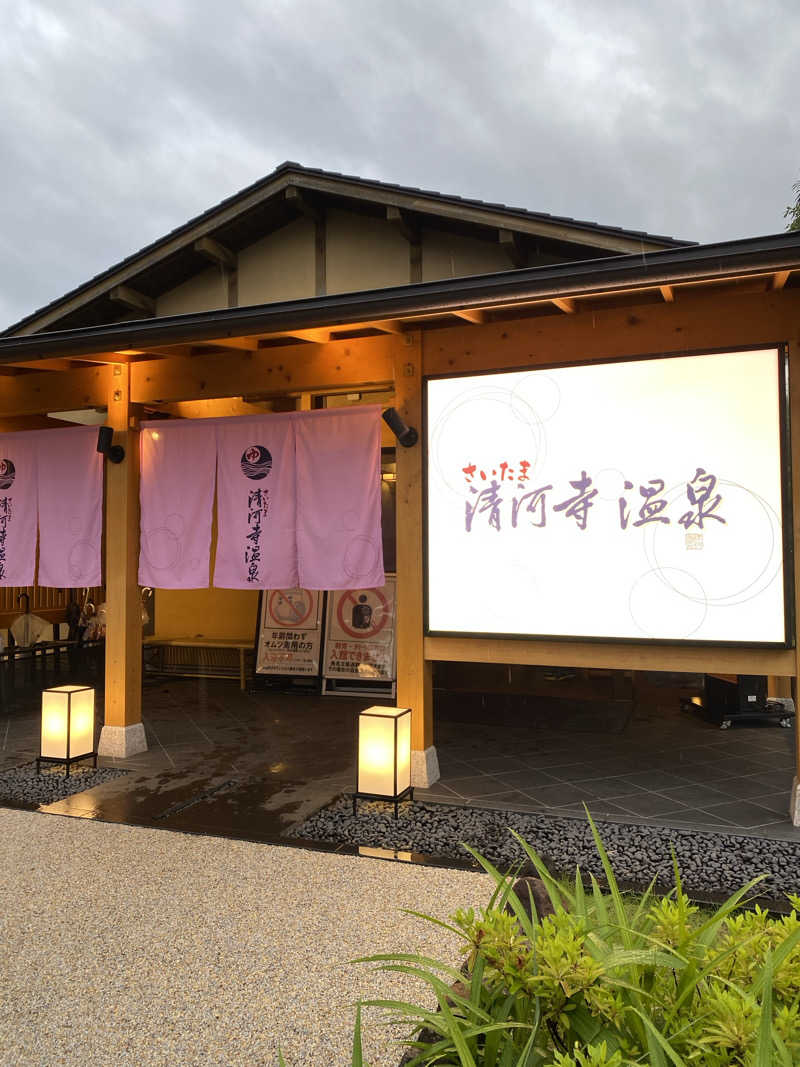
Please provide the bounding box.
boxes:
[382,407,418,448]
[96,425,125,464]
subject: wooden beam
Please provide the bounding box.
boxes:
[85,345,195,361]
[293,172,673,255]
[425,636,795,676]
[130,334,398,406]
[285,186,327,294]
[190,337,258,353]
[285,185,322,223]
[285,185,327,294]
[386,205,420,244]
[394,331,434,775]
[284,184,328,294]
[660,285,675,303]
[423,287,800,378]
[315,215,326,296]
[498,228,527,268]
[551,297,577,314]
[109,285,155,317]
[0,363,109,417]
[158,398,274,419]
[98,363,144,753]
[372,319,406,334]
[410,242,422,284]
[194,236,236,270]
[451,309,487,325]
[3,358,80,372]
[772,270,791,291]
[263,329,331,345]
[194,237,238,308]
[385,207,422,282]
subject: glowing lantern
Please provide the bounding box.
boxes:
[354,706,413,818]
[37,685,97,777]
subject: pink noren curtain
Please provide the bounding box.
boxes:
[213,415,298,589]
[137,407,384,591]
[0,432,38,586]
[295,406,384,590]
[37,427,103,588]
[139,421,217,588]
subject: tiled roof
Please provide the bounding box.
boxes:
[3,161,694,336]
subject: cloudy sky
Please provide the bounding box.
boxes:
[1,0,798,330]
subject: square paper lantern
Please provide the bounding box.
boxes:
[37,685,97,777]
[354,706,412,818]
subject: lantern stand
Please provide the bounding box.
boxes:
[37,685,97,778]
[352,705,413,819]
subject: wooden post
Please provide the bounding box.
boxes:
[97,363,146,758]
[768,676,792,698]
[789,341,800,824]
[393,332,438,786]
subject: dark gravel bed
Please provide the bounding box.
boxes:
[293,796,800,901]
[0,762,129,807]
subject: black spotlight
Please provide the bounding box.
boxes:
[382,407,418,448]
[96,425,125,464]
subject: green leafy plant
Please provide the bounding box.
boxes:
[354,812,800,1066]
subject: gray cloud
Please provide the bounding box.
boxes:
[1,0,798,329]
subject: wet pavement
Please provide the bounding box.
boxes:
[420,672,800,841]
[1,662,798,845]
[0,667,370,847]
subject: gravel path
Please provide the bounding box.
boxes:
[294,797,800,901]
[0,809,487,1067]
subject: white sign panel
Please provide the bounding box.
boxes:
[256,588,323,675]
[323,578,397,680]
[426,349,788,644]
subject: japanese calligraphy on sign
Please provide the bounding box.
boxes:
[240,444,274,585]
[0,497,12,582]
[462,464,725,534]
[426,350,787,644]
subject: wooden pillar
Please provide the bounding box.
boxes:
[768,676,792,698]
[393,332,438,786]
[97,363,146,758]
[789,340,800,823]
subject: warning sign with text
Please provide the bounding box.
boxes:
[256,588,323,675]
[323,578,396,681]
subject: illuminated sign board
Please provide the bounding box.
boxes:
[425,348,790,645]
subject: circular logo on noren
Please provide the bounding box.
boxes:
[0,459,16,490]
[241,445,272,480]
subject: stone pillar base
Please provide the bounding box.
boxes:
[791,777,800,827]
[98,723,148,758]
[411,746,440,788]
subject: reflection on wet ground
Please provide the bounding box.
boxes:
[0,669,369,848]
[1,664,798,846]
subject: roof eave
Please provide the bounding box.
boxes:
[0,232,796,364]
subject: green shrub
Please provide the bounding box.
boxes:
[355,812,800,1066]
